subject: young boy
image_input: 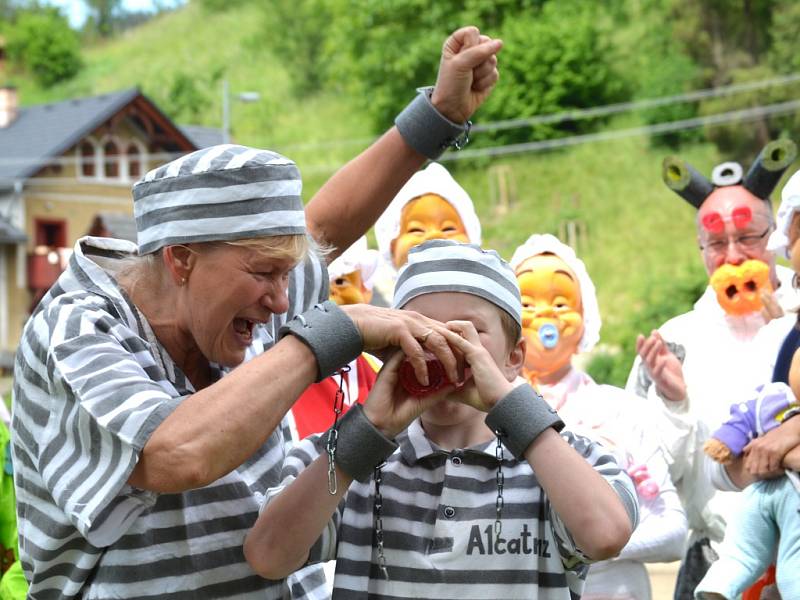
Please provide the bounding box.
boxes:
[245,240,638,599]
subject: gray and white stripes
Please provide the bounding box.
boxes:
[267,420,636,599]
[133,145,306,254]
[393,240,522,327]
[12,236,328,599]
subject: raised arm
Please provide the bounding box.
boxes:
[305,26,502,259]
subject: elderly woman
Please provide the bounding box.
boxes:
[10,27,501,599]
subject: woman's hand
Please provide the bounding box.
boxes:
[362,352,452,438]
[437,321,515,412]
[743,416,800,478]
[341,304,458,388]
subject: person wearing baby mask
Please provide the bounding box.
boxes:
[372,162,481,304]
[512,234,687,600]
[626,140,800,597]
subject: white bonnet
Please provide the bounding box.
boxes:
[509,233,601,353]
[328,236,380,290]
[767,169,800,259]
[374,162,481,267]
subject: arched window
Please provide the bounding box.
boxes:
[80,141,96,177]
[104,140,119,178]
[127,143,141,179]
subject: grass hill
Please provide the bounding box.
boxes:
[11,1,793,385]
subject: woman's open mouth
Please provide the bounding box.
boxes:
[233,318,255,345]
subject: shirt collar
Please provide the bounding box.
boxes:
[399,418,516,464]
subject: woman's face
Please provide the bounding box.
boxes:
[516,254,584,383]
[182,244,295,368]
[390,194,469,268]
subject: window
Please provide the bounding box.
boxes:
[34,219,67,248]
[80,141,96,177]
[127,143,141,178]
[104,140,119,178]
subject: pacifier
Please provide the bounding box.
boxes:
[538,323,560,349]
[709,259,772,316]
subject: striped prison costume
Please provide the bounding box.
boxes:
[266,418,639,600]
[12,236,330,599]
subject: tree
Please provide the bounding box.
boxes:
[4,8,81,87]
[83,0,122,37]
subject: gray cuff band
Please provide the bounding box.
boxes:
[333,405,399,481]
[278,300,363,382]
[395,86,470,160]
[485,384,565,459]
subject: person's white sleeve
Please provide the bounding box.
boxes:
[618,443,687,562]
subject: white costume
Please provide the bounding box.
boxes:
[512,235,687,600]
[625,264,800,545]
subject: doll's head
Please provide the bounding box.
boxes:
[375,163,481,270]
[509,234,600,384]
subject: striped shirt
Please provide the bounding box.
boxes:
[268,419,639,600]
[12,235,329,599]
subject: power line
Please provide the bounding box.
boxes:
[470,72,800,132]
[439,99,800,162]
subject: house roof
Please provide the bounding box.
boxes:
[179,124,224,149]
[0,88,195,186]
[0,215,26,244]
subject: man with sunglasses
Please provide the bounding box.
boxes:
[625,143,799,598]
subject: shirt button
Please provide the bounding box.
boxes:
[451,455,462,466]
[443,506,456,519]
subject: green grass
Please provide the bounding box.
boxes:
[10,3,797,385]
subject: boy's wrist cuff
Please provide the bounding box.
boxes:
[485,384,564,459]
[395,86,470,160]
[278,300,363,381]
[333,405,399,481]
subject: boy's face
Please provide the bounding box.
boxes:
[403,291,523,423]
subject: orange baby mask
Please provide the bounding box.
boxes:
[709,259,772,316]
[390,193,469,268]
[516,254,584,382]
[329,270,372,306]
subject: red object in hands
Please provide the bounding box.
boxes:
[400,353,452,397]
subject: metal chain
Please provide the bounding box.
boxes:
[373,463,390,580]
[494,430,505,541]
[325,365,351,495]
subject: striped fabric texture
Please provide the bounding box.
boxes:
[133,144,306,254]
[393,240,522,327]
[268,420,638,600]
[12,236,329,599]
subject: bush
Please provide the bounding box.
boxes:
[4,8,81,87]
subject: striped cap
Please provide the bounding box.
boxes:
[133,144,305,254]
[393,239,522,326]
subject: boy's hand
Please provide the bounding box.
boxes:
[362,352,451,438]
[635,331,687,402]
[340,304,458,387]
[438,321,515,412]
